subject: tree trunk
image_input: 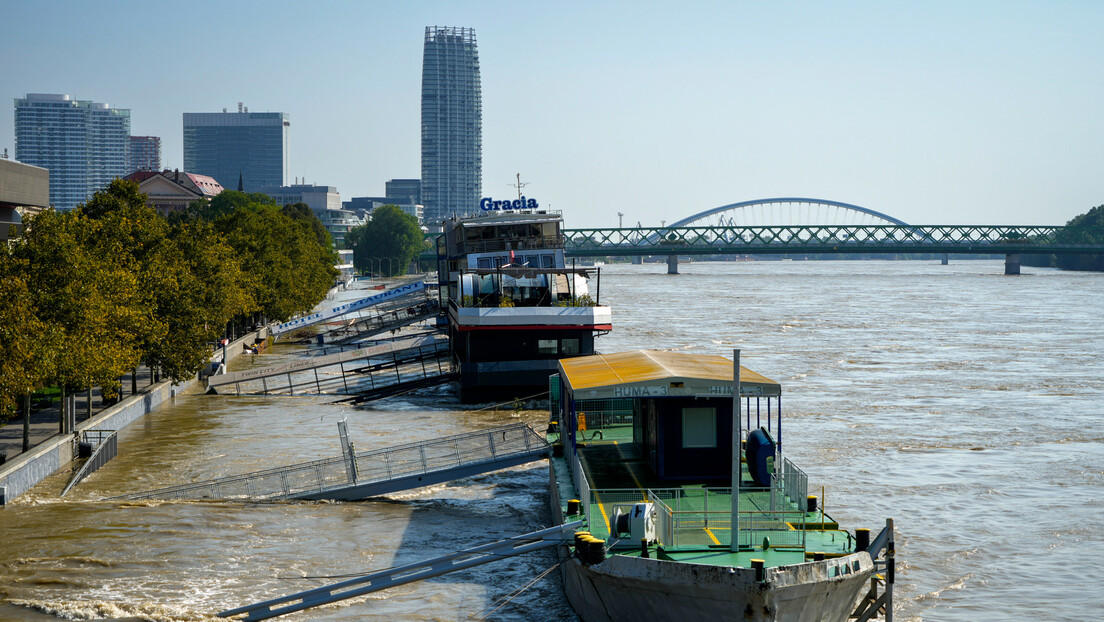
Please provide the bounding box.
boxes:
[22,393,30,453]
[87,387,93,420]
[132,367,137,395]
[59,385,68,434]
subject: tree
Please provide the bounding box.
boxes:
[346,205,423,276]
[1055,204,1104,271]
[0,249,55,425]
[282,202,332,249]
[216,202,337,321]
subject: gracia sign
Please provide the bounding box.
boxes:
[480,196,539,211]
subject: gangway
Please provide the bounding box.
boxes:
[300,296,441,346]
[272,281,430,338]
[110,422,550,502]
[218,520,583,621]
[205,335,453,397]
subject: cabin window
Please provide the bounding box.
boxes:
[538,339,558,354]
[682,407,717,448]
[561,338,580,355]
[541,255,554,268]
[477,257,492,269]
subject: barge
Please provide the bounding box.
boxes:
[547,349,894,621]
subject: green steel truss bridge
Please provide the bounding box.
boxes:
[557,198,1102,273]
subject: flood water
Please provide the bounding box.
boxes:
[2,260,1102,621]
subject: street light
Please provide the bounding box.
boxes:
[618,212,623,229]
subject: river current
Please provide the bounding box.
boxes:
[1,260,1101,621]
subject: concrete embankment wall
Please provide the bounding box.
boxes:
[0,328,269,504]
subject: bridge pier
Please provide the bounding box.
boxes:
[941,253,949,265]
[1004,253,1021,275]
[666,255,678,274]
[632,256,642,265]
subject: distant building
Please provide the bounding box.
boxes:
[14,93,131,210]
[183,105,288,193]
[124,169,223,217]
[261,183,361,247]
[421,26,482,227]
[129,136,162,173]
[385,178,421,205]
[0,158,50,241]
[343,196,424,227]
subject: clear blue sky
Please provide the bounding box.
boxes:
[2,1,1101,227]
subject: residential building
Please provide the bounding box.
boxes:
[261,183,361,247]
[421,26,482,228]
[123,169,223,217]
[183,105,288,193]
[129,136,162,173]
[14,93,130,210]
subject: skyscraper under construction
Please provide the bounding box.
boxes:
[421,26,482,229]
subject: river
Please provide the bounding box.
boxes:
[1,259,1101,621]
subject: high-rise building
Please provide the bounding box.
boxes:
[14,93,131,210]
[421,26,482,228]
[385,178,421,205]
[128,136,162,173]
[183,106,289,193]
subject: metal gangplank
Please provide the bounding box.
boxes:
[302,296,441,346]
[271,281,431,338]
[110,422,550,502]
[205,335,453,397]
[218,520,582,621]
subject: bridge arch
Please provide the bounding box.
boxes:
[668,197,911,228]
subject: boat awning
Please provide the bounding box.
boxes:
[558,350,780,400]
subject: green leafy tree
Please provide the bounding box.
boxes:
[0,249,56,423]
[347,205,423,276]
[1055,205,1104,271]
[16,207,146,402]
[216,202,337,321]
[282,202,332,249]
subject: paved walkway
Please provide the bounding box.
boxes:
[0,366,159,465]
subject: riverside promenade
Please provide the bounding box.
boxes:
[0,329,269,504]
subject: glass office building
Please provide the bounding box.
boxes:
[421,26,482,228]
[14,93,131,210]
[183,110,289,193]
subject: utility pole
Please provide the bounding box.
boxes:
[618,212,624,228]
[510,173,529,200]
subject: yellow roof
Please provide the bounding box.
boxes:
[559,350,780,400]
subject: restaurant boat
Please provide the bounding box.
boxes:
[546,349,895,621]
[436,209,612,402]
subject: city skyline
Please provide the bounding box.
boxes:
[2,1,1103,227]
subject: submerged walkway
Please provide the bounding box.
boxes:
[111,423,550,502]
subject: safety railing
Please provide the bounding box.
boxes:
[113,423,545,502]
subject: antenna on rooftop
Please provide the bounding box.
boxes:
[510,173,529,200]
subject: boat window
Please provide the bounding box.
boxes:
[681,407,717,448]
[538,339,558,354]
[561,339,580,355]
[477,257,492,269]
[541,254,554,268]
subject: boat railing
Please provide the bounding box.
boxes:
[781,457,808,508]
[569,486,810,551]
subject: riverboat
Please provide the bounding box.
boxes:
[547,349,894,621]
[436,209,612,402]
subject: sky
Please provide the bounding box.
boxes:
[2,1,1102,228]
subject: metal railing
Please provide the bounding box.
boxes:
[61,429,119,496]
[112,423,546,502]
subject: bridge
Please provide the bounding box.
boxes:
[558,197,1103,275]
